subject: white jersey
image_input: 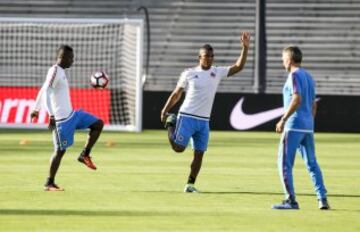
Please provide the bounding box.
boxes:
[33,64,73,120]
[177,65,229,119]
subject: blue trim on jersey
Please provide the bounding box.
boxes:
[179,112,210,120]
[55,111,75,122]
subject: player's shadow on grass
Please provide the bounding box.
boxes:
[133,190,360,199]
[201,191,360,198]
[0,209,177,217]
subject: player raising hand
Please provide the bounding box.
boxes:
[161,32,250,193]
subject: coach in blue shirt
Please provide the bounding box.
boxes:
[272,46,330,210]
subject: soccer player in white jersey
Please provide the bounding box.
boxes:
[30,45,104,191]
[161,32,251,193]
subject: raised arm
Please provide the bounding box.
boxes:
[160,86,184,122]
[227,32,251,77]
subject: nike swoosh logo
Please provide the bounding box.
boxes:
[230,97,284,130]
[230,97,320,130]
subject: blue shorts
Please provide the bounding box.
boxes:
[53,110,99,151]
[172,114,209,152]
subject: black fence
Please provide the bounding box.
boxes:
[143,91,360,132]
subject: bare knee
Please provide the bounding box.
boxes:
[171,143,186,153]
[90,119,104,131]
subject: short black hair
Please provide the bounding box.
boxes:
[200,44,213,53]
[57,44,73,55]
[283,46,302,64]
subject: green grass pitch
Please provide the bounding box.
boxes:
[0,130,359,232]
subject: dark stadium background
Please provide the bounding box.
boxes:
[1,0,359,132]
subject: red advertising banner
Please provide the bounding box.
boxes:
[0,87,110,125]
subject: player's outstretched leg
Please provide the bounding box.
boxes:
[184,151,204,193]
[78,119,104,170]
[44,149,66,191]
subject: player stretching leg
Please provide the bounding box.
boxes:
[161,32,250,193]
[30,45,104,191]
